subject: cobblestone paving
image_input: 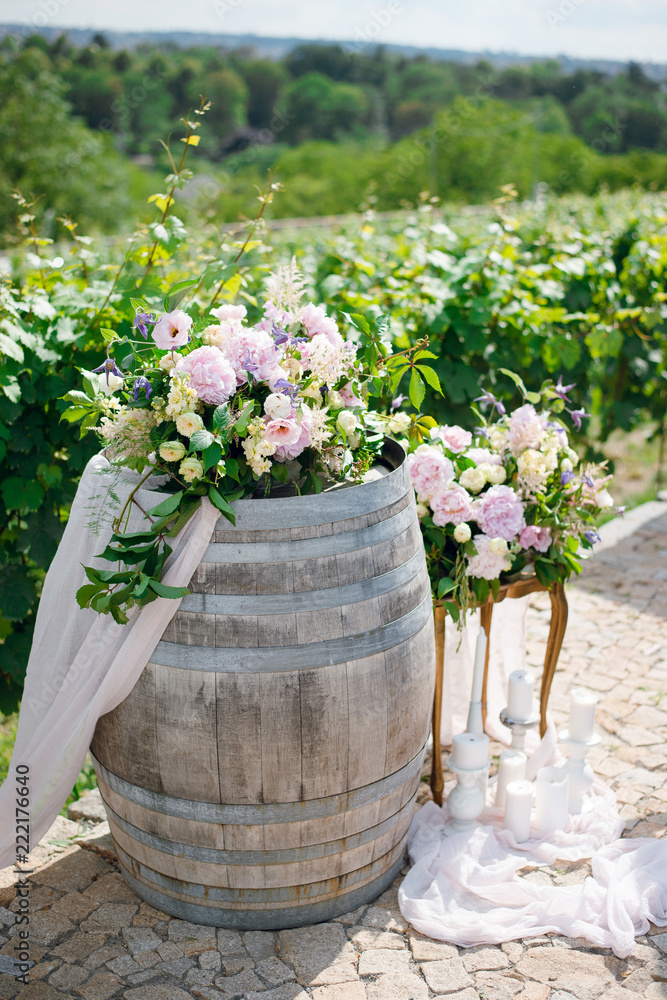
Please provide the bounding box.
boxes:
[2,504,666,1000]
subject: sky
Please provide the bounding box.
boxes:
[2,0,666,63]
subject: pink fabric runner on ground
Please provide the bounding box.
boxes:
[0,455,219,871]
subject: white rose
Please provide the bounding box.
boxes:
[560,458,573,472]
[347,431,361,449]
[485,464,506,485]
[327,389,344,409]
[179,456,204,483]
[338,410,358,435]
[387,412,411,435]
[458,467,486,494]
[159,353,179,372]
[97,373,124,395]
[596,488,614,508]
[175,412,205,438]
[489,536,508,556]
[264,392,292,420]
[159,440,187,462]
[454,523,472,543]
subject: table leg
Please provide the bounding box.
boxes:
[479,602,494,735]
[430,605,446,806]
[540,582,568,737]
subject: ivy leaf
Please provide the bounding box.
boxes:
[147,579,190,599]
[415,364,442,393]
[1,477,44,512]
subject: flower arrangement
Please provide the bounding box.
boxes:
[403,371,620,623]
[62,261,440,622]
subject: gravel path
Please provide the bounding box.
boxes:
[1,502,666,1000]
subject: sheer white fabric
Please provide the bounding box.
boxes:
[0,455,219,870]
[403,601,667,958]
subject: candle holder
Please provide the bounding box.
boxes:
[499,707,540,751]
[558,729,601,814]
[444,755,489,836]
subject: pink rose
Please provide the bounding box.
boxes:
[466,534,513,580]
[152,309,193,350]
[408,446,455,500]
[430,484,476,527]
[174,346,236,405]
[210,304,246,323]
[435,424,472,453]
[300,303,344,348]
[476,485,526,541]
[263,418,301,448]
[509,403,547,456]
[274,408,313,460]
[519,525,552,553]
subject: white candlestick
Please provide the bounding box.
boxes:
[507,669,535,723]
[568,688,598,742]
[471,630,487,702]
[494,749,527,811]
[504,780,533,842]
[535,766,569,834]
[451,732,489,770]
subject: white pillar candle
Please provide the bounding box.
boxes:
[451,732,489,770]
[471,630,488,702]
[507,669,535,723]
[504,780,533,842]
[568,688,598,742]
[494,749,527,811]
[535,766,569,834]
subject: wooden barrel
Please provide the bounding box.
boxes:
[91,439,435,929]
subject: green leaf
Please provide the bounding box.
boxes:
[110,605,130,625]
[213,404,232,433]
[208,484,236,525]
[499,368,527,397]
[100,327,119,343]
[147,491,184,517]
[75,584,101,609]
[190,429,215,452]
[164,276,201,312]
[130,297,149,313]
[225,457,239,481]
[202,441,222,471]
[0,333,24,363]
[348,313,370,334]
[147,579,190,599]
[437,576,456,598]
[61,390,92,405]
[1,477,44,512]
[415,364,442,393]
[271,463,289,484]
[408,369,426,410]
[233,401,256,436]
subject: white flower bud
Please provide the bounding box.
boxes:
[338,410,358,435]
[454,522,472,543]
[485,464,507,485]
[458,467,486,494]
[489,536,508,556]
[595,488,614,508]
[560,458,573,472]
[416,502,430,519]
[327,389,344,410]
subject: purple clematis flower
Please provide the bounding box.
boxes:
[583,474,595,489]
[132,376,152,401]
[92,358,124,386]
[614,506,627,517]
[584,530,601,545]
[474,390,506,415]
[133,311,156,339]
[560,470,575,485]
[554,376,576,402]
[242,354,260,374]
[391,394,407,410]
[569,407,588,431]
[271,324,290,346]
[272,378,299,401]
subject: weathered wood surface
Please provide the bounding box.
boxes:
[92,439,435,928]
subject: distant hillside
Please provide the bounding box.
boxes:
[1,23,666,81]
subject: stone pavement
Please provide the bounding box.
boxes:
[1,502,667,1000]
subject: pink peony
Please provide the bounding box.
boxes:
[174,346,236,405]
[152,309,193,350]
[509,403,547,456]
[519,525,552,553]
[466,534,513,580]
[263,418,301,448]
[300,303,344,347]
[274,408,313,460]
[223,328,281,385]
[408,446,454,500]
[476,485,526,541]
[430,484,476,527]
[435,424,472,453]
[210,304,246,323]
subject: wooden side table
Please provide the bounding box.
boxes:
[430,578,568,806]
